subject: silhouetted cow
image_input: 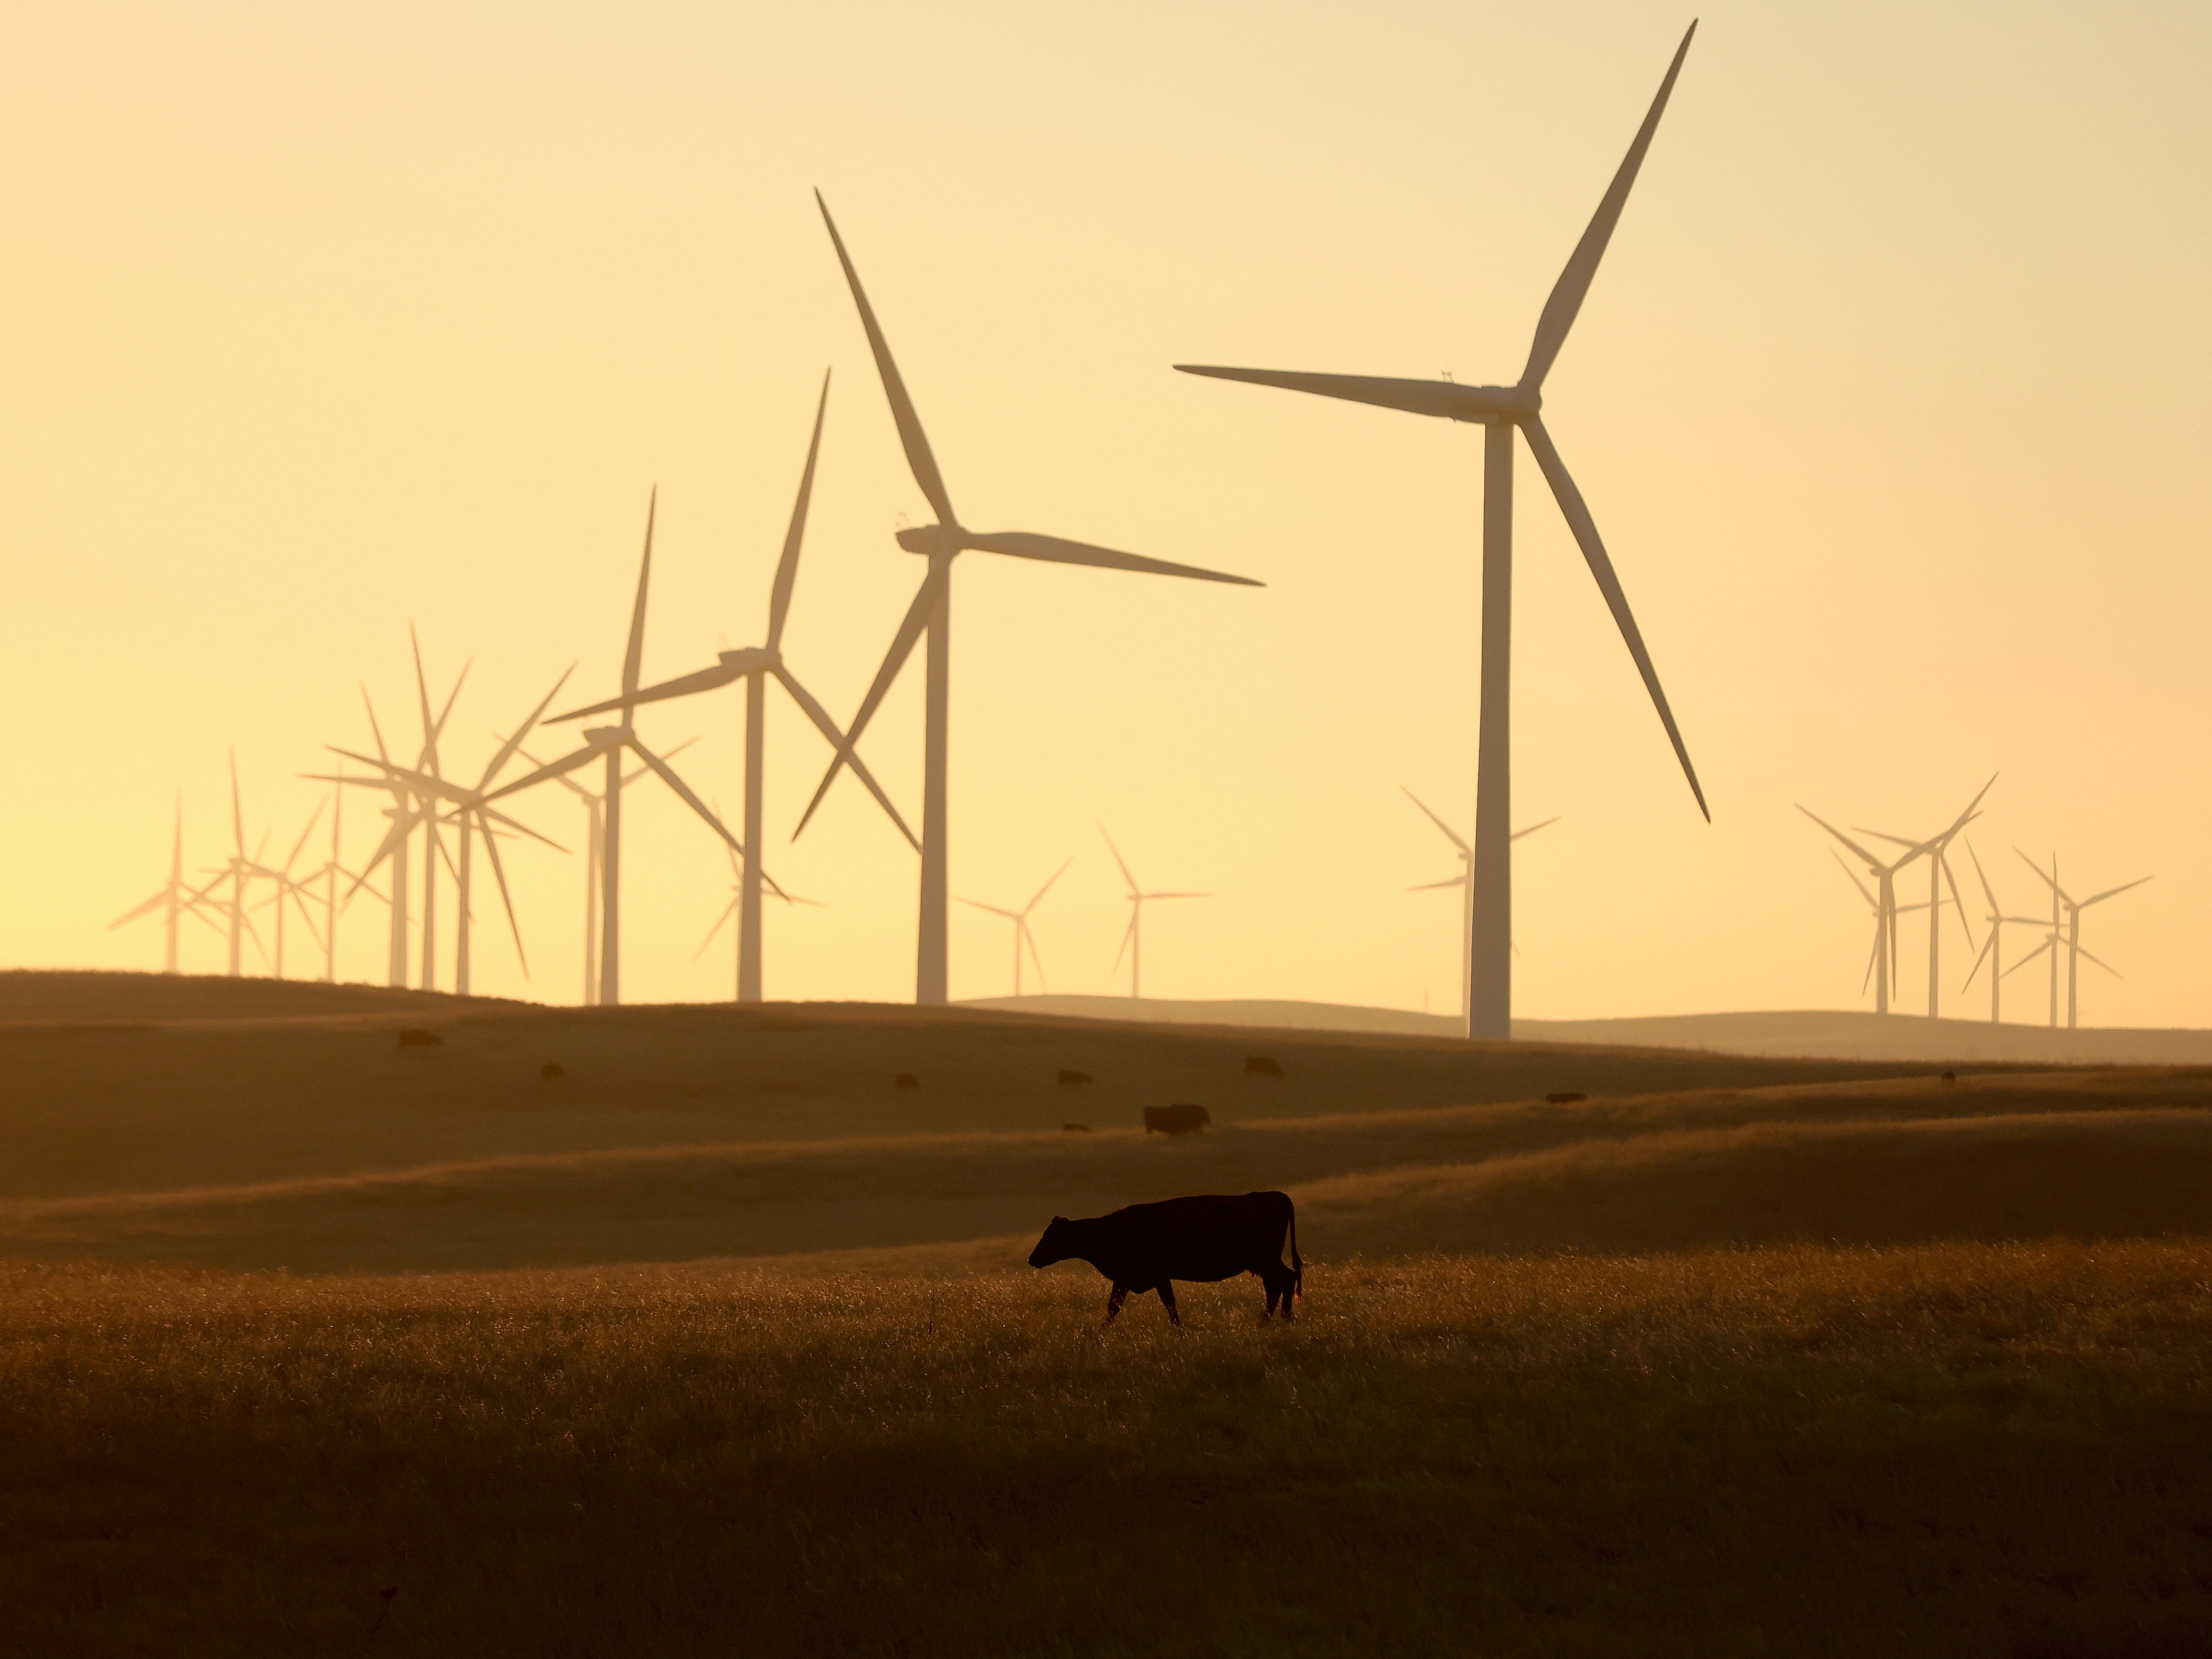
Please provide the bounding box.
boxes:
[1144,1104,1210,1136]
[1028,1191,1303,1324]
[395,1029,441,1051]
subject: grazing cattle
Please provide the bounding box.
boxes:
[1243,1054,1284,1078]
[894,1073,919,1091]
[1029,1192,1303,1324]
[1144,1104,1210,1136]
[1545,1091,1586,1105]
[1057,1069,1092,1087]
[395,1029,441,1051]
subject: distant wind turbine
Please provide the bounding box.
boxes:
[1801,805,1940,1016]
[2013,851,2149,1030]
[110,794,228,972]
[1830,853,1940,1004]
[1401,787,1557,1022]
[797,192,1261,1006]
[253,800,329,979]
[1175,23,1709,1040]
[1853,776,1993,1018]
[1100,829,1207,1000]
[209,752,271,978]
[957,858,1072,997]
[1958,840,2044,1025]
[553,374,912,1003]
[494,491,747,1006]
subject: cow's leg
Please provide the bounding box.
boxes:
[1105,1284,1129,1325]
[1156,1281,1180,1327]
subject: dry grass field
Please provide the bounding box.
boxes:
[7,972,2212,1654]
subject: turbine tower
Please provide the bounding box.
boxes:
[799,192,1261,1005]
[553,374,914,1003]
[1100,829,1207,1000]
[110,794,226,972]
[1830,853,1938,1007]
[2015,852,2149,1030]
[699,833,821,1000]
[1853,776,1993,1018]
[1959,841,2044,1025]
[1401,787,1557,1022]
[1174,23,1709,1041]
[956,858,1071,997]
[492,491,747,1006]
[210,752,271,978]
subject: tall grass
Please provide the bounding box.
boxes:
[8,1241,2212,1657]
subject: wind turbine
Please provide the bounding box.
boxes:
[516,739,689,1006]
[110,794,227,972]
[551,374,914,1003]
[253,801,329,979]
[207,752,272,978]
[1959,841,2045,1025]
[1401,788,1558,1022]
[698,833,822,1000]
[797,192,1262,1006]
[1800,806,1933,1016]
[1100,829,1207,1000]
[1851,776,1993,1018]
[343,647,465,989]
[957,858,1071,997]
[2015,851,2150,1030]
[490,491,747,1006]
[1830,853,1940,1006]
[1175,24,1708,1041]
[321,670,574,996]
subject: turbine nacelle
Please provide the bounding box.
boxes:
[715,646,781,675]
[895,523,966,557]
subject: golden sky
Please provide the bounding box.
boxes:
[5,0,2208,1023]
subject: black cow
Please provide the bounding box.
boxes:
[1028,1191,1302,1324]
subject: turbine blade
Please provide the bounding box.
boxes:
[410,623,436,769]
[955,898,1020,919]
[480,665,576,788]
[1022,921,1049,994]
[281,799,327,879]
[2080,875,2152,909]
[1111,909,1136,975]
[622,488,657,706]
[775,667,919,850]
[1941,850,1975,950]
[1098,826,1137,895]
[696,896,739,959]
[1172,365,1523,424]
[1960,929,1996,991]
[552,661,743,724]
[483,743,604,804]
[109,889,171,929]
[230,749,244,858]
[476,810,529,979]
[1520,21,1697,389]
[1523,414,1706,819]
[1406,876,1467,892]
[2077,943,2123,979]
[768,369,831,652]
[1400,786,1469,854]
[2001,938,2054,980]
[962,531,1261,587]
[1024,856,1075,915]
[1830,849,1876,909]
[629,738,742,853]
[792,568,939,839]
[1862,917,1881,997]
[1800,808,1881,870]
[1145,891,1210,901]
[815,191,956,528]
[1510,815,1562,842]
[360,685,392,765]
[1966,839,1998,918]
[2014,847,2059,894]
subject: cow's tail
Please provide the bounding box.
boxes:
[1289,1199,1303,1302]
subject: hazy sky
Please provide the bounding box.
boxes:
[5,0,2208,1023]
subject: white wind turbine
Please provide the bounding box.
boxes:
[1852,777,1993,1018]
[957,858,1071,997]
[1959,841,2045,1025]
[344,642,467,989]
[1800,806,1935,1017]
[110,794,227,972]
[552,374,913,1003]
[1402,787,1559,1022]
[1100,829,1207,1000]
[1175,24,1708,1041]
[1830,853,1940,1007]
[207,752,272,978]
[796,192,1262,1006]
[253,801,329,979]
[2013,851,2150,1030]
[490,492,748,1006]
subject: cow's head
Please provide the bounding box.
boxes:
[1027,1216,1072,1269]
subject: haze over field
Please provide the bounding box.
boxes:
[4,0,2209,1025]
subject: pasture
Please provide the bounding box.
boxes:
[6,972,2212,1654]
